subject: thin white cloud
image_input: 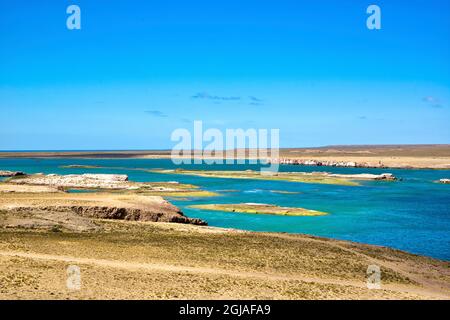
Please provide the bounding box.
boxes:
[144,110,168,117]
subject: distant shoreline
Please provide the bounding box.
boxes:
[0,145,449,169]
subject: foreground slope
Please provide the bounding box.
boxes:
[0,173,448,300]
[0,219,449,300]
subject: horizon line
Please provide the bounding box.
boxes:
[1,143,449,153]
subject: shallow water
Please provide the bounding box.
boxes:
[1,158,449,260]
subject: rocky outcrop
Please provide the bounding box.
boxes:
[0,191,207,227]
[5,173,212,195]
[269,159,383,168]
[0,170,25,177]
[80,174,128,181]
[9,173,146,190]
[10,204,206,225]
[374,173,397,181]
[327,172,397,181]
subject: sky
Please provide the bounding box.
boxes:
[0,0,449,150]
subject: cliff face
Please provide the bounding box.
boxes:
[0,191,206,232]
[8,202,206,226]
[0,173,209,229]
[271,158,378,168]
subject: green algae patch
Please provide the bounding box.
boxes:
[189,203,328,216]
[151,169,359,186]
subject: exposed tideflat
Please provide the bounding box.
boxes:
[150,169,397,186]
[189,203,328,216]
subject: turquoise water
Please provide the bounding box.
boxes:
[1,158,449,261]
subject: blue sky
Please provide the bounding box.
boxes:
[0,0,449,150]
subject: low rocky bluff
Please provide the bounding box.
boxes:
[10,173,136,189]
[270,158,382,168]
[10,204,207,226]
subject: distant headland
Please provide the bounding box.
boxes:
[1,144,449,169]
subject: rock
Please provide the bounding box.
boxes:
[6,173,193,193]
[0,170,25,177]
[9,173,132,189]
[327,172,397,181]
[274,158,384,169]
[377,173,397,181]
[81,174,128,182]
[0,193,207,227]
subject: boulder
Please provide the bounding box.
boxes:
[377,173,397,181]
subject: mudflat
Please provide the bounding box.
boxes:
[151,169,397,186]
[189,203,328,216]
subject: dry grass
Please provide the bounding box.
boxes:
[0,220,449,300]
